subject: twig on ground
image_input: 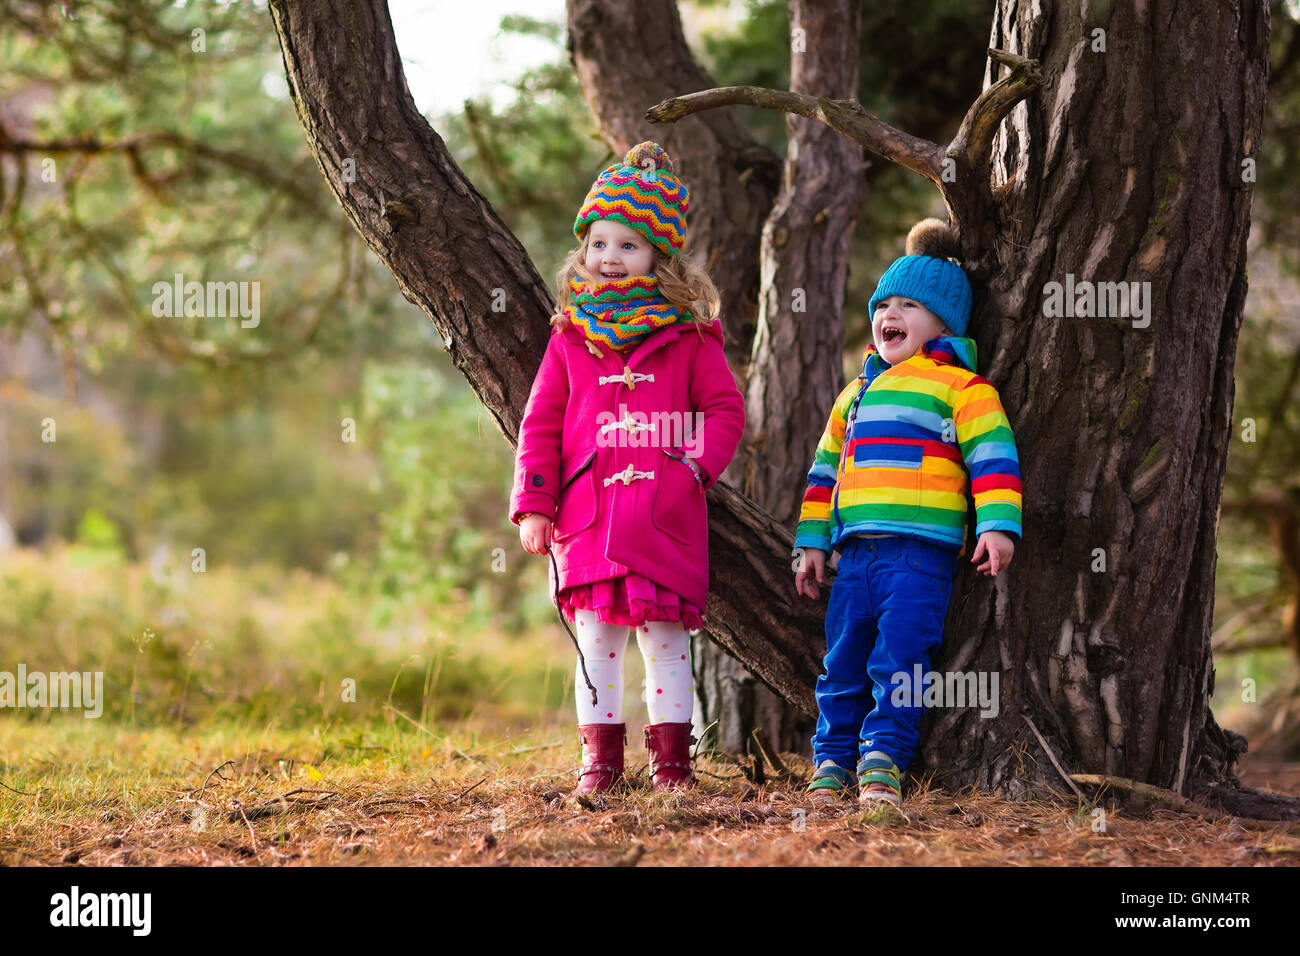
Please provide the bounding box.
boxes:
[508,741,563,755]
[0,780,37,796]
[449,776,489,802]
[693,767,748,782]
[360,796,428,811]
[1022,716,1088,802]
[1069,774,1224,820]
[233,801,260,856]
[195,759,236,795]
[691,720,720,758]
[750,729,792,780]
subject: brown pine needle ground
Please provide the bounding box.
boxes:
[1,721,1297,867]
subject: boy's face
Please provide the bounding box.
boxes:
[584,219,655,281]
[872,295,950,365]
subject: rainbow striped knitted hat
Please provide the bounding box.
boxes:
[574,142,689,257]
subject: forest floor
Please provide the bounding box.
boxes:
[2,720,1299,867]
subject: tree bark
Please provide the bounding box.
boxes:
[268,0,1297,818]
[743,0,865,531]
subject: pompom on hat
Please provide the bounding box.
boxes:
[867,218,973,337]
[574,142,689,257]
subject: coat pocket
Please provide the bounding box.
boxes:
[553,451,598,541]
[853,441,924,520]
[651,450,706,546]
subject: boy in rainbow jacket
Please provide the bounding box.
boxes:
[792,219,1023,807]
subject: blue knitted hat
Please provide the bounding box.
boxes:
[867,219,971,337]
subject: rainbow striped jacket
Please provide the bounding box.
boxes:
[793,336,1022,557]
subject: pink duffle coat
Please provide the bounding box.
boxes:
[509,316,745,612]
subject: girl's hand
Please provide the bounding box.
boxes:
[794,547,827,600]
[970,531,1015,576]
[520,514,554,554]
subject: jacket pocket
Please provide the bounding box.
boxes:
[853,442,924,521]
[553,451,598,541]
[651,449,706,546]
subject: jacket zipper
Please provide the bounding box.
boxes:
[834,380,869,541]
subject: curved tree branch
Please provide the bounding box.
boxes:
[943,48,1044,238]
[648,85,945,184]
[645,47,1044,241]
[266,0,557,444]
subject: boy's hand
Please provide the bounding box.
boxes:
[794,547,827,600]
[970,531,1015,576]
[520,514,554,554]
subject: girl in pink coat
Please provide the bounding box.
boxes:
[510,142,745,795]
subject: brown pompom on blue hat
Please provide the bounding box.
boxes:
[868,219,972,336]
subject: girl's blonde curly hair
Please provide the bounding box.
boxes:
[549,235,721,330]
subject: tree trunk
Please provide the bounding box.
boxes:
[268,0,1297,818]
[913,0,1273,811]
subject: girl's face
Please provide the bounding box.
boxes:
[584,220,655,281]
[872,295,950,364]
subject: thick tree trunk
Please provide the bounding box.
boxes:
[565,0,781,374]
[913,0,1273,811]
[744,0,865,526]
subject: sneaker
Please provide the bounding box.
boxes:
[805,759,854,803]
[856,751,902,807]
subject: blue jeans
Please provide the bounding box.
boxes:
[812,534,957,774]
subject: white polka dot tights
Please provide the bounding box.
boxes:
[572,608,694,724]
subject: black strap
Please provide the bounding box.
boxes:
[547,544,598,707]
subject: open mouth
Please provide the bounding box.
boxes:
[601,271,627,279]
[881,326,907,344]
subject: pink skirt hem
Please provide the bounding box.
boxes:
[556,572,704,631]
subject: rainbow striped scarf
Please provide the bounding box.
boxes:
[564,275,688,353]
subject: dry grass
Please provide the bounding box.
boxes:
[3,720,1299,867]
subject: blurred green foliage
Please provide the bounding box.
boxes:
[0,545,571,728]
